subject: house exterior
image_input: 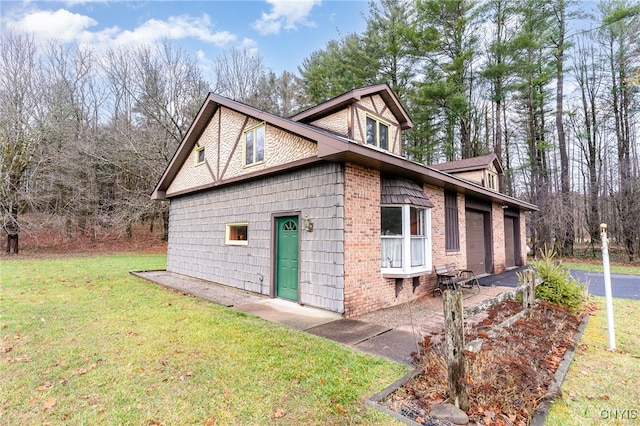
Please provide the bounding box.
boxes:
[152,84,537,318]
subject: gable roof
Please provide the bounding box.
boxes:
[431,153,504,175]
[290,83,413,130]
[151,87,536,212]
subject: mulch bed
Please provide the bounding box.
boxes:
[384,300,589,425]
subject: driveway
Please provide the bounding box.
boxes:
[569,269,640,300]
[476,265,640,300]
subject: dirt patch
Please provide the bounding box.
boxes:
[384,300,588,425]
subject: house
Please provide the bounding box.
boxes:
[431,153,503,192]
[151,84,537,317]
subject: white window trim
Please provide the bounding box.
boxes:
[366,114,391,150]
[381,205,432,276]
[225,223,248,246]
[195,146,205,166]
[243,123,266,167]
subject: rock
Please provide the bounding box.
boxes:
[430,403,469,425]
[465,338,483,353]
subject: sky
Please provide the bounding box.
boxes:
[0,0,370,78]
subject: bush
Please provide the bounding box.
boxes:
[531,247,585,314]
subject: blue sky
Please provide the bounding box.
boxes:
[0,0,370,77]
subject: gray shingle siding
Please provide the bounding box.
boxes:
[166,162,346,313]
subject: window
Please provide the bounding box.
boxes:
[445,191,460,251]
[366,116,389,150]
[195,146,205,165]
[244,124,265,166]
[487,172,497,190]
[381,205,431,274]
[226,223,248,245]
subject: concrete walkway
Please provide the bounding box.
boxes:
[132,270,514,366]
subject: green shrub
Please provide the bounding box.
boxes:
[531,247,585,314]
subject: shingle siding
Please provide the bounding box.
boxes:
[166,162,346,313]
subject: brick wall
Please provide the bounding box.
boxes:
[343,163,387,317]
[427,185,466,269]
[343,165,438,317]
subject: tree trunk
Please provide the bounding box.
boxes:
[5,207,19,255]
[555,1,573,256]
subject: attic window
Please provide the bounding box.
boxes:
[245,124,265,166]
[195,146,205,165]
[366,116,389,151]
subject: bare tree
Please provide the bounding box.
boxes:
[213,46,266,103]
[102,40,210,241]
[0,32,46,254]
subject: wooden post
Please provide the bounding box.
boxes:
[443,290,468,411]
[523,269,536,309]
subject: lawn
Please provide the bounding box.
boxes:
[0,254,407,425]
[560,260,640,276]
[546,297,640,425]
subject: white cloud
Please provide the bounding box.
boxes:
[253,0,321,35]
[7,9,99,43]
[4,7,236,51]
[113,14,235,47]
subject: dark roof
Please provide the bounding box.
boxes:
[290,83,413,130]
[432,153,504,175]
[381,178,434,207]
[151,86,536,212]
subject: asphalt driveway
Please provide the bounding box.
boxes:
[569,269,640,300]
[477,265,640,300]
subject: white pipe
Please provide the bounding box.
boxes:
[600,223,616,351]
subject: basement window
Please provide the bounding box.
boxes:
[226,223,248,245]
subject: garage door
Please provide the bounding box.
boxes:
[465,210,486,274]
[504,217,516,267]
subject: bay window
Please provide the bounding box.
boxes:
[381,205,431,275]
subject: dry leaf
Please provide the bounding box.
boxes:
[43,398,57,410]
[320,378,326,385]
[274,409,285,418]
[336,403,346,413]
[71,367,87,376]
[203,415,216,425]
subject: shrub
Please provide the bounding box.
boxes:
[531,247,585,314]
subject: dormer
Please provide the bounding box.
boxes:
[290,84,412,157]
[432,154,504,192]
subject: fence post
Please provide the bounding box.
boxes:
[443,290,469,411]
[523,269,536,310]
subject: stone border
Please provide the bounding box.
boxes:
[366,311,591,426]
[366,368,425,426]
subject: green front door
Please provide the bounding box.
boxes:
[276,217,299,301]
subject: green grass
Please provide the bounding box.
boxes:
[560,261,640,275]
[1,254,407,425]
[546,297,640,425]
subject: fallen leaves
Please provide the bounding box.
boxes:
[43,398,57,411]
[274,408,285,418]
[390,300,586,425]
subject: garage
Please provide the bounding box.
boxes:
[465,209,487,274]
[504,211,521,267]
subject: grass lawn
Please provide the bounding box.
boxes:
[1,254,407,425]
[546,297,640,425]
[560,261,640,276]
